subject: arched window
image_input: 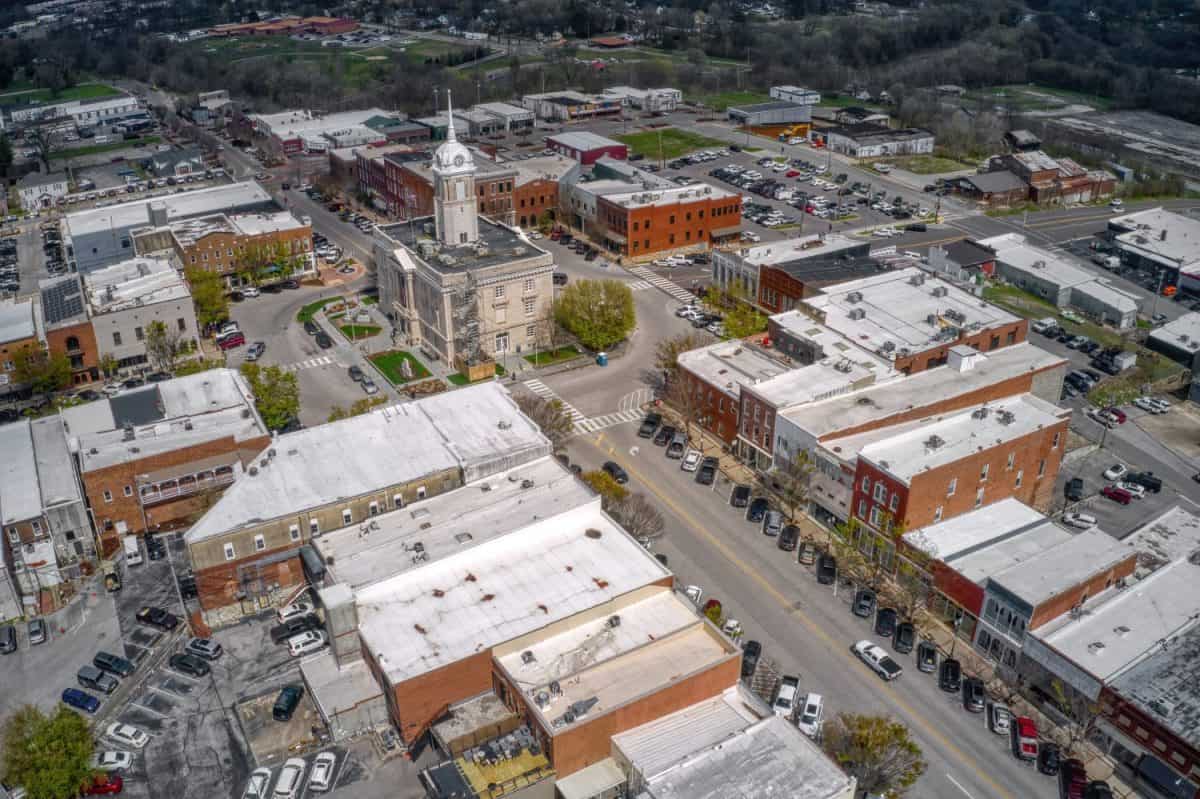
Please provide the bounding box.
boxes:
[66,336,80,351]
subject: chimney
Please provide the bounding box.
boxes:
[148,201,168,228]
[317,583,362,667]
[947,346,981,373]
[1160,228,1167,241]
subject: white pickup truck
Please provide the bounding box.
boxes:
[123,535,143,566]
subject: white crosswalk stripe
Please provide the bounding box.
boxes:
[627,280,653,291]
[282,356,334,371]
[522,379,585,422]
[574,408,644,434]
[628,266,698,304]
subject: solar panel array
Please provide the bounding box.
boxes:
[41,276,85,325]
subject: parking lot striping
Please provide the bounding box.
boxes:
[592,432,1017,799]
[618,388,654,413]
[947,774,979,799]
[627,266,698,304]
[522,379,586,423]
[575,409,644,434]
[283,356,334,371]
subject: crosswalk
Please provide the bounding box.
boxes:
[522,379,586,424]
[282,355,334,372]
[627,280,653,291]
[628,266,698,304]
[575,408,644,434]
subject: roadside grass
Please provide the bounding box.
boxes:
[690,91,770,111]
[52,136,161,161]
[369,350,430,384]
[0,82,120,107]
[982,284,1124,348]
[339,324,382,339]
[615,128,726,161]
[296,296,341,323]
[524,345,580,366]
[885,154,973,174]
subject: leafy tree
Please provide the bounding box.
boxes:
[12,345,71,399]
[29,126,55,172]
[145,319,186,374]
[239,363,300,432]
[2,704,95,799]
[185,267,229,328]
[514,393,575,450]
[327,396,386,422]
[581,469,629,510]
[98,354,119,379]
[238,240,308,286]
[0,132,13,175]
[554,279,635,351]
[610,493,665,540]
[822,713,927,798]
[654,331,706,383]
[704,284,766,339]
[174,358,222,377]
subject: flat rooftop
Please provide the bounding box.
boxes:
[980,233,1095,288]
[1108,622,1200,751]
[780,341,1066,439]
[314,457,594,590]
[1148,311,1200,353]
[83,256,190,313]
[354,500,671,684]
[1118,506,1200,575]
[252,107,391,137]
[729,100,806,113]
[546,131,625,151]
[185,382,548,543]
[827,123,932,144]
[733,233,865,267]
[678,340,790,399]
[640,715,854,799]
[601,182,736,210]
[801,266,1020,360]
[772,254,885,285]
[473,101,533,118]
[1072,279,1139,315]
[1110,207,1200,270]
[903,497,1052,564]
[833,394,1066,484]
[495,588,714,730]
[0,299,35,344]
[988,529,1131,611]
[230,210,307,236]
[0,420,42,525]
[64,182,275,238]
[376,215,547,274]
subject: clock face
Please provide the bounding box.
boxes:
[454,154,465,167]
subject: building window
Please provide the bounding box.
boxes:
[934,505,943,522]
[224,542,235,561]
[524,278,535,292]
[857,499,867,518]
[523,297,535,316]
[393,494,404,509]
[1038,458,1046,477]
[861,476,870,491]
[873,483,886,502]
[495,332,509,352]
[1052,431,1060,449]
[1006,452,1015,471]
[309,519,320,535]
[417,485,427,500]
[289,524,300,542]
[178,318,187,332]
[975,487,985,508]
[6,528,18,544]
[889,493,898,511]
[369,501,379,516]
[1015,469,1023,488]
[494,285,505,299]
[869,506,883,527]
[341,509,352,525]
[103,490,113,503]
[112,331,122,346]
[980,464,989,481]
[254,534,266,552]
[947,478,956,497]
[123,485,133,497]
[31,520,41,535]
[526,324,537,338]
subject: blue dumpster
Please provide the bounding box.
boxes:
[596,352,608,367]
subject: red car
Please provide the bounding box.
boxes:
[1013,716,1039,761]
[1059,758,1088,799]
[786,169,801,177]
[84,773,124,795]
[1104,407,1127,424]
[216,331,245,350]
[1101,485,1133,505]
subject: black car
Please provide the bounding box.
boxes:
[270,614,322,645]
[348,365,365,382]
[145,371,171,383]
[0,625,15,654]
[145,535,166,561]
[741,639,762,679]
[638,413,662,438]
[315,332,333,349]
[178,573,198,599]
[273,684,305,721]
[1065,477,1085,502]
[169,652,211,678]
[916,640,937,672]
[1037,742,1061,776]
[653,425,676,446]
[777,524,799,552]
[939,657,962,692]
[303,320,320,335]
[1126,471,1162,493]
[816,553,837,584]
[136,606,179,631]
[852,588,876,618]
[747,497,769,523]
[962,676,986,712]
[730,484,751,508]
[93,651,135,677]
[893,622,916,653]
[1084,782,1114,799]
[696,456,719,485]
[602,461,629,484]
[875,607,897,637]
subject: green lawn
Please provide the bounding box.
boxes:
[982,284,1125,348]
[446,373,470,386]
[615,128,726,161]
[369,350,431,384]
[361,295,379,305]
[52,136,161,161]
[339,324,382,339]
[963,84,1112,112]
[885,154,973,175]
[524,345,580,366]
[297,296,341,323]
[0,82,120,107]
[691,91,770,111]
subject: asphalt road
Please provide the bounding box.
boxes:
[563,423,1058,799]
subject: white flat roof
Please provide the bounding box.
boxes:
[780,342,1066,439]
[602,182,736,210]
[83,256,190,313]
[0,421,42,525]
[253,107,391,138]
[185,382,549,543]
[989,530,1131,610]
[833,394,1065,484]
[801,267,1019,359]
[640,715,854,799]
[1072,279,1140,315]
[29,415,82,509]
[1111,207,1200,270]
[315,457,594,589]
[547,131,624,151]
[65,182,273,238]
[0,299,35,343]
[679,340,790,399]
[1116,505,1200,574]
[1148,312,1200,353]
[473,101,533,118]
[903,497,1048,562]
[980,233,1094,288]
[355,501,671,684]
[734,233,863,267]
[230,210,306,236]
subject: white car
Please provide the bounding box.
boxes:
[853,639,903,681]
[988,702,1013,735]
[796,693,824,737]
[307,751,337,792]
[241,286,260,298]
[277,600,312,624]
[1103,464,1128,481]
[684,584,703,605]
[773,675,800,719]
[104,722,149,749]
[288,630,326,657]
[272,758,306,799]
[675,304,699,318]
[1085,407,1115,428]
[90,751,133,771]
[1118,481,1146,499]
[1062,512,1098,530]
[242,768,272,799]
[1134,396,1159,413]
[681,449,702,472]
[1149,397,1171,413]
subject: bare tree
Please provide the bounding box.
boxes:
[654,331,706,383]
[770,451,814,525]
[145,320,186,374]
[611,493,665,541]
[664,370,704,445]
[30,125,55,172]
[515,393,575,449]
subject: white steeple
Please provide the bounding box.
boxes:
[432,90,479,246]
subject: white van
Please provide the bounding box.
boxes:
[123,535,143,566]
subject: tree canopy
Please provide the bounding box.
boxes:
[514,394,575,450]
[185,267,229,329]
[554,279,635,352]
[2,704,95,799]
[12,345,71,398]
[239,363,300,432]
[822,713,927,797]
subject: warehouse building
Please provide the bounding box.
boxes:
[822,123,934,158]
[1108,207,1200,291]
[545,131,628,165]
[472,101,535,133]
[769,85,822,106]
[727,100,812,127]
[521,91,623,122]
[1146,312,1200,368]
[602,86,682,113]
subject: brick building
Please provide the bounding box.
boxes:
[592,183,743,259]
[39,275,101,385]
[545,131,628,165]
[711,233,873,311]
[146,210,313,288]
[0,299,39,398]
[61,369,270,555]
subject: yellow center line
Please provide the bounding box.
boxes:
[593,432,1016,799]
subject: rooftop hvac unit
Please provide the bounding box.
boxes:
[972,406,990,419]
[881,340,896,353]
[927,314,939,326]
[521,650,536,665]
[909,273,925,286]
[924,434,945,450]
[847,308,866,321]
[931,286,949,298]
[997,410,1015,425]
[846,291,863,303]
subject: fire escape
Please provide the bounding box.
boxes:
[453,270,483,366]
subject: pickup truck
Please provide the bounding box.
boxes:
[853,640,903,681]
[1013,716,1039,761]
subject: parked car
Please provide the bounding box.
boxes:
[27,618,47,645]
[288,630,326,657]
[773,675,800,718]
[361,377,379,395]
[217,332,245,350]
[916,640,938,673]
[104,723,149,749]
[665,431,687,459]
[1101,485,1133,505]
[1103,463,1128,481]
[135,606,179,630]
[0,625,15,654]
[93,651,135,678]
[1084,782,1114,799]
[270,614,322,645]
[730,484,751,508]
[1060,758,1089,799]
[184,637,223,661]
[637,413,662,438]
[988,702,1013,734]
[762,509,784,537]
[853,639,903,681]
[90,751,133,772]
[242,768,272,799]
[680,449,701,472]
[241,286,260,298]
[777,524,799,551]
[816,554,837,585]
[874,607,897,637]
[1037,740,1060,774]
[307,751,337,792]
[741,640,762,678]
[272,758,306,799]
[273,684,305,721]
[1065,478,1085,502]
[894,622,916,654]
[1125,471,1162,493]
[1117,481,1146,499]
[1062,512,1097,530]
[315,332,333,349]
[81,773,123,796]
[62,687,100,713]
[939,657,962,692]
[852,588,876,618]
[245,341,266,361]
[962,676,986,712]
[747,497,770,523]
[169,653,211,678]
[77,665,118,694]
[602,461,629,484]
[653,425,675,446]
[696,456,719,485]
[796,693,824,738]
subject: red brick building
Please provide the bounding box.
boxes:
[593,183,742,259]
[39,274,102,385]
[545,131,628,165]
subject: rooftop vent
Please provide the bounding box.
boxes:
[607,615,621,629]
[1087,641,1106,654]
[521,650,537,665]
[909,273,925,286]
[931,286,949,298]
[996,410,1015,425]
[848,308,866,321]
[585,528,603,539]
[846,291,863,303]
[972,407,990,420]
[549,680,562,696]
[924,434,945,450]
[497,420,512,430]
[535,691,549,708]
[249,466,259,476]
[122,424,135,442]
[1114,625,1131,636]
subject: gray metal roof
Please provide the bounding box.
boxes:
[964,170,1027,194]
